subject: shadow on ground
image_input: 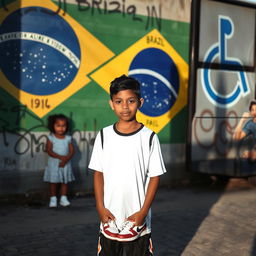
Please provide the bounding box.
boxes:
[152,177,229,255]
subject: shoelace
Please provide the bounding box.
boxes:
[119,221,134,232]
[108,220,119,229]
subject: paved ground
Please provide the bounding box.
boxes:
[0,178,256,256]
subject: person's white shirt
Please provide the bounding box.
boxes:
[89,124,166,234]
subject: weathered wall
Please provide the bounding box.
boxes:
[0,0,191,195]
[189,0,256,177]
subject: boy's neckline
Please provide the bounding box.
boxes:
[113,122,144,136]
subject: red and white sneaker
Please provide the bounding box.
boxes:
[101,220,119,240]
[117,221,147,242]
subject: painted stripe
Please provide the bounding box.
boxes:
[0,32,80,68]
[128,68,178,98]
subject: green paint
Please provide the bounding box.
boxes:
[0,1,190,143]
[158,107,188,143]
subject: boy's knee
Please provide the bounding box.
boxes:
[242,151,250,159]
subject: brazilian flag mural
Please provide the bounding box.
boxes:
[0,0,190,186]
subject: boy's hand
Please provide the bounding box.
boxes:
[127,210,146,226]
[98,207,115,223]
[242,112,250,119]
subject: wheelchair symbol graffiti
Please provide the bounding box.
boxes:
[201,15,250,107]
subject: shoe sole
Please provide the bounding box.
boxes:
[101,231,119,241]
[101,229,147,242]
[116,225,147,242]
[101,224,119,241]
[102,232,141,242]
[60,203,70,207]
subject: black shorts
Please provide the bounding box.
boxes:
[97,233,154,256]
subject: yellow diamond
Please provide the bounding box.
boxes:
[91,29,188,133]
[0,0,114,117]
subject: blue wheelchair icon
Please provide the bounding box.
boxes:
[202,16,250,106]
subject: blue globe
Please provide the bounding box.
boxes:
[129,48,179,117]
[0,7,81,95]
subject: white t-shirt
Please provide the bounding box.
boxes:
[89,124,166,234]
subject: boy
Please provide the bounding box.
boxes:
[233,100,256,160]
[89,75,166,255]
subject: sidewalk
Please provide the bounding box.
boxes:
[0,178,255,256]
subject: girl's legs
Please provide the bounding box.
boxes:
[60,183,68,195]
[50,183,57,197]
[60,183,70,206]
[49,183,57,208]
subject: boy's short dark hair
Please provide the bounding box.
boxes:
[110,74,141,100]
[249,100,256,111]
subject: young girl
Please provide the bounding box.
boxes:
[44,114,75,207]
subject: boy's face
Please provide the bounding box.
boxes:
[250,104,256,118]
[109,90,143,122]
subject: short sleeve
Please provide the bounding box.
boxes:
[88,132,103,172]
[66,135,72,143]
[242,120,252,136]
[147,134,166,177]
[48,134,54,142]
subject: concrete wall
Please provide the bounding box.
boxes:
[0,0,191,195]
[0,132,186,195]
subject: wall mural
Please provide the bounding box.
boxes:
[0,0,114,117]
[0,0,190,175]
[189,0,256,176]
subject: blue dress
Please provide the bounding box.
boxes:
[43,134,75,184]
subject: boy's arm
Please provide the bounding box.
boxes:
[127,176,160,226]
[233,112,250,140]
[94,171,115,223]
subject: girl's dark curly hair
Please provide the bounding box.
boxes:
[47,114,69,134]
